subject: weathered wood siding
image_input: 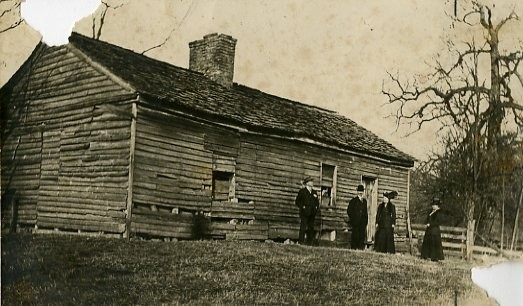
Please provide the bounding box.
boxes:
[130,105,410,241]
[1,45,135,234]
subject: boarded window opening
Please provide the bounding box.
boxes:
[320,163,337,207]
[212,171,235,201]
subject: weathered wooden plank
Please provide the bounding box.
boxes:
[24,90,135,118]
[136,129,205,152]
[134,157,211,177]
[37,206,126,218]
[38,188,127,201]
[132,207,193,218]
[268,222,300,240]
[29,81,124,103]
[27,65,101,89]
[411,223,466,234]
[133,194,211,209]
[37,216,125,233]
[130,223,193,239]
[133,179,211,197]
[135,137,212,160]
[153,174,211,190]
[25,75,111,97]
[412,230,467,241]
[38,198,126,211]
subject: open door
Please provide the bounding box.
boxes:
[362,176,378,245]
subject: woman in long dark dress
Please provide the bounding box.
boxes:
[374,191,397,253]
[421,198,445,261]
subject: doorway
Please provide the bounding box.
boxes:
[362,176,378,244]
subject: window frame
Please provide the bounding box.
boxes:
[212,170,235,201]
[320,163,337,207]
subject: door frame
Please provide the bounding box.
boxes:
[361,175,378,245]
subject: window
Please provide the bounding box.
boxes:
[212,171,235,201]
[320,163,337,207]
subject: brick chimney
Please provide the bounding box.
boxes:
[189,33,237,88]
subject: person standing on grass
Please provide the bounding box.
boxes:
[295,176,320,245]
[347,184,368,250]
[421,197,445,262]
[375,191,397,253]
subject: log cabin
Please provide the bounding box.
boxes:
[1,32,415,246]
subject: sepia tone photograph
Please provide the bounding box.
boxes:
[1,0,522,304]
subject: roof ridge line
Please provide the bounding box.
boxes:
[69,32,207,79]
[66,32,414,165]
[70,33,340,115]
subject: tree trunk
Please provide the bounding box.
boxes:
[510,186,523,250]
[487,26,502,150]
[501,175,505,250]
[466,219,476,261]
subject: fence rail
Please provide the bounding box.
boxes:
[410,223,498,259]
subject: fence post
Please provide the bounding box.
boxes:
[406,170,414,255]
[465,219,476,261]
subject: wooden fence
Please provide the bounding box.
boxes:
[410,223,497,259]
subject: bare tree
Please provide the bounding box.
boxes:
[383,2,523,248]
[384,3,522,137]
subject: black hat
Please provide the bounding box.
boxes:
[356,184,365,192]
[432,197,441,205]
[303,176,314,184]
[384,191,398,199]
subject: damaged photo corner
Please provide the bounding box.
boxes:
[1,0,522,305]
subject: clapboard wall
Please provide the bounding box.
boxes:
[2,43,410,241]
[1,44,136,234]
[130,104,410,240]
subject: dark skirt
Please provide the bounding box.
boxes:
[421,226,444,261]
[375,227,395,253]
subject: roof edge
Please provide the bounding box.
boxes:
[0,39,46,94]
[68,32,209,80]
[66,43,136,93]
[67,32,415,166]
[138,95,415,168]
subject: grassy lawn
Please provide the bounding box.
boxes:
[1,234,493,305]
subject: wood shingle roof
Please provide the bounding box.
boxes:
[68,33,414,167]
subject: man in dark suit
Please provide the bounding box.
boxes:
[347,184,368,249]
[295,177,320,245]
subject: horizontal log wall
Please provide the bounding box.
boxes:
[130,105,410,241]
[132,106,214,213]
[1,44,135,234]
[2,130,42,224]
[2,45,411,241]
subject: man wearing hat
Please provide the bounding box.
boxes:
[295,176,320,245]
[347,184,368,249]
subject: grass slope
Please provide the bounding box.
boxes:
[1,234,493,305]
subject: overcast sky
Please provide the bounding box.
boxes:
[1,0,522,161]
